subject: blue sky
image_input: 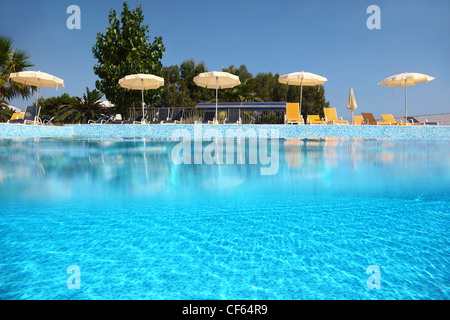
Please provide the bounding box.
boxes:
[1,0,449,119]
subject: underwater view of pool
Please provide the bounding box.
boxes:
[0,137,449,299]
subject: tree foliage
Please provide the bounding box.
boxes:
[0,35,34,121]
[160,59,329,119]
[54,88,104,124]
[92,2,165,116]
[36,93,78,119]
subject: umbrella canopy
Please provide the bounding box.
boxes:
[193,71,240,123]
[118,74,164,120]
[278,71,327,115]
[379,72,435,119]
[118,73,164,90]
[346,88,358,124]
[9,71,64,106]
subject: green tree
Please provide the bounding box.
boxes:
[0,100,13,122]
[0,35,34,120]
[179,59,213,105]
[159,59,213,109]
[92,2,165,117]
[55,87,104,124]
[298,86,329,120]
[221,65,260,102]
[159,65,191,108]
[35,93,79,119]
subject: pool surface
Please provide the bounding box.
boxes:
[0,137,449,299]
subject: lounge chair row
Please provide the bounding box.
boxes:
[6,105,439,126]
[286,104,351,125]
[88,108,242,125]
[89,108,184,125]
[355,114,438,125]
[285,103,439,126]
[6,106,53,125]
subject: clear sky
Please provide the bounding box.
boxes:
[1,0,449,119]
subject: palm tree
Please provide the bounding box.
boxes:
[0,36,34,102]
[0,36,34,121]
[55,87,105,123]
[0,100,13,122]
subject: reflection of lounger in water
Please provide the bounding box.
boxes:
[285,139,301,168]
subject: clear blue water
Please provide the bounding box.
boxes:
[0,137,449,300]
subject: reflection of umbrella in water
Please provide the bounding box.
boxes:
[119,74,164,121]
[193,71,240,124]
[9,70,64,106]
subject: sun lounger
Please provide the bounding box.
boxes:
[307,115,325,124]
[42,116,54,125]
[7,106,41,125]
[406,116,425,125]
[353,115,363,125]
[285,103,304,124]
[324,108,348,124]
[88,115,111,124]
[164,108,184,124]
[122,115,145,124]
[150,108,169,124]
[407,116,438,126]
[361,113,390,125]
[224,109,241,124]
[8,112,24,121]
[199,110,215,124]
[381,114,410,126]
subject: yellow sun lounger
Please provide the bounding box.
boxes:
[353,115,363,125]
[285,103,304,124]
[324,108,348,124]
[9,112,25,121]
[361,113,391,125]
[381,114,410,126]
[307,115,325,124]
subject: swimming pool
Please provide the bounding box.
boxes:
[0,137,449,299]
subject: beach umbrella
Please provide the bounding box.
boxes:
[346,88,358,124]
[9,71,64,106]
[193,71,240,124]
[278,71,327,116]
[379,72,435,119]
[119,73,164,119]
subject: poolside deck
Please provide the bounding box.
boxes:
[1,123,449,140]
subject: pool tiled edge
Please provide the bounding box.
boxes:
[0,124,74,138]
[1,123,449,140]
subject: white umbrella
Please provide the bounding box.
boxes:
[193,71,240,124]
[119,73,164,119]
[278,71,327,117]
[346,88,358,124]
[379,72,435,119]
[9,71,64,106]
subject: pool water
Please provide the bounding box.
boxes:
[0,137,449,299]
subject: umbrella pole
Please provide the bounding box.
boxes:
[405,84,407,120]
[299,78,303,117]
[141,79,145,119]
[215,77,218,124]
[36,78,40,107]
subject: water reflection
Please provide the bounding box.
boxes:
[0,137,448,201]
